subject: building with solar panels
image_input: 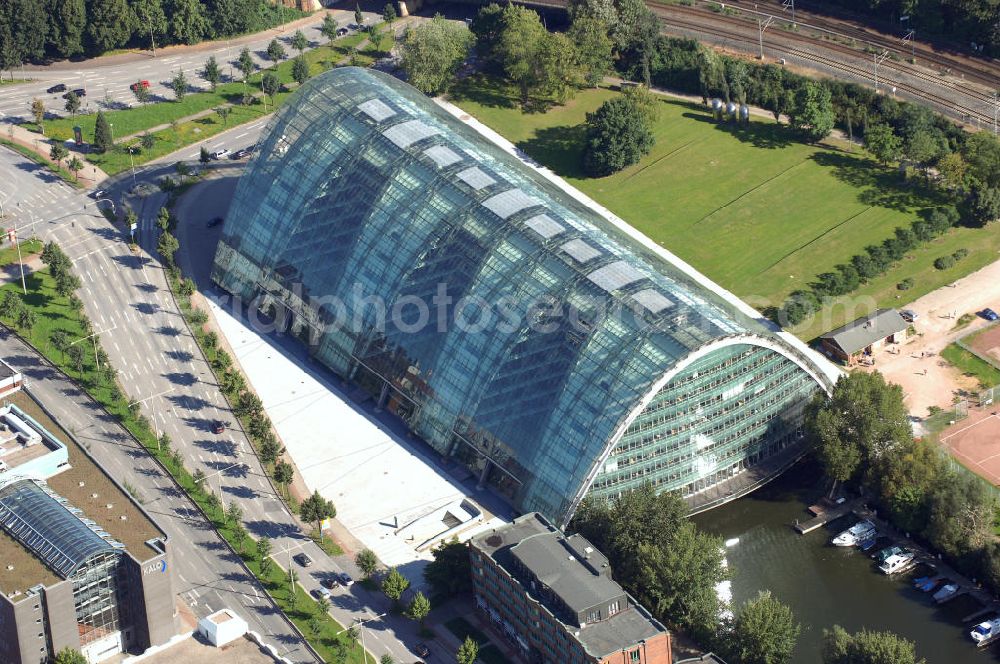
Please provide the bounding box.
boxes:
[212,67,838,528]
[0,394,175,664]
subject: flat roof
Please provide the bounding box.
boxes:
[132,634,274,664]
[0,359,17,381]
[510,533,620,615]
[0,391,164,597]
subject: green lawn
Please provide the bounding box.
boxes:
[941,343,1000,389]
[450,79,1000,340]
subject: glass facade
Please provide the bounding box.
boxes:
[212,67,831,527]
[72,551,123,645]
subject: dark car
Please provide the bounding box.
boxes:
[322,576,340,589]
[207,216,223,228]
[414,643,430,657]
[294,553,314,567]
[982,308,999,322]
[336,27,349,36]
[337,572,353,586]
[212,420,225,434]
[63,88,86,99]
[230,148,251,159]
[46,83,67,94]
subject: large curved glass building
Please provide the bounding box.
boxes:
[212,67,836,527]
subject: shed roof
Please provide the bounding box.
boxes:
[820,309,908,355]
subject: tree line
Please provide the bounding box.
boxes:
[808,371,1000,599]
[0,0,300,67]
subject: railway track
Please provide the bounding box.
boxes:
[660,11,994,125]
[716,0,1000,88]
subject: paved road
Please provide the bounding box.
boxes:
[0,119,448,664]
[0,8,374,124]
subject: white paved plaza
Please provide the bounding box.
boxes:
[207,297,503,570]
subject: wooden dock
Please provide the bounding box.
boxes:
[793,498,861,534]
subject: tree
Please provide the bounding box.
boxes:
[93,110,113,152]
[54,647,88,664]
[791,81,834,142]
[400,16,473,96]
[583,95,654,176]
[299,489,336,535]
[380,655,395,664]
[383,3,397,24]
[260,436,283,465]
[50,329,70,358]
[266,38,286,63]
[157,231,179,267]
[381,566,410,607]
[568,15,612,88]
[320,14,339,42]
[355,548,378,579]
[354,3,364,26]
[969,185,1000,226]
[50,143,69,166]
[805,371,911,490]
[273,460,294,494]
[925,471,997,558]
[728,591,800,664]
[55,270,81,297]
[215,106,231,126]
[66,342,84,372]
[226,501,243,526]
[470,3,505,66]
[200,145,210,163]
[141,132,155,151]
[132,79,151,104]
[237,46,255,80]
[496,5,576,105]
[937,152,969,191]
[167,0,207,44]
[423,537,471,597]
[291,29,308,55]
[67,156,83,181]
[261,71,281,99]
[456,636,479,664]
[292,55,309,85]
[405,591,431,625]
[235,391,263,418]
[203,55,221,90]
[170,69,188,100]
[132,0,168,54]
[864,123,901,166]
[257,536,271,561]
[30,98,44,130]
[64,90,81,115]
[86,0,134,53]
[49,0,87,58]
[822,625,924,664]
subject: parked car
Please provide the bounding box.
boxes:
[322,576,340,589]
[130,80,151,92]
[900,309,918,323]
[63,88,86,98]
[46,83,67,94]
[207,216,223,228]
[313,587,333,601]
[982,308,999,322]
[413,643,430,657]
[337,572,353,586]
[212,420,226,434]
[90,189,106,200]
[230,148,252,159]
[336,27,349,36]
[209,148,230,160]
[294,553,314,567]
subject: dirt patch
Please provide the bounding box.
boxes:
[968,324,1000,365]
[940,408,1000,485]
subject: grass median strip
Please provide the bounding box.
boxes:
[0,250,371,662]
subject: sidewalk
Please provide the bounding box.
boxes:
[23,11,331,73]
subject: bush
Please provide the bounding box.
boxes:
[952,248,969,261]
[582,96,654,177]
[934,255,956,270]
[897,278,914,291]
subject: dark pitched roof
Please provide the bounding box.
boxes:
[820,309,908,355]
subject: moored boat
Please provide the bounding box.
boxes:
[832,520,877,547]
[879,552,916,575]
[971,618,1000,647]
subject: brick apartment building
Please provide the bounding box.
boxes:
[469,513,671,664]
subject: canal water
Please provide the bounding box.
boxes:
[692,462,990,663]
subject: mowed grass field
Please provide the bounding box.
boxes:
[451,79,1000,340]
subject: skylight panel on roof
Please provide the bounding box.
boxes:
[456,167,496,190]
[357,99,396,122]
[587,261,645,292]
[425,145,462,168]
[382,120,440,148]
[482,189,540,219]
[560,238,601,263]
[524,214,565,239]
[632,288,674,314]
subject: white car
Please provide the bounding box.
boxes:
[209,149,230,160]
[313,587,333,602]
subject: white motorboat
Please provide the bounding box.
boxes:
[831,520,876,547]
[971,618,1000,647]
[878,552,915,575]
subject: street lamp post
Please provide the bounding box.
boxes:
[109,123,115,145]
[70,323,117,372]
[336,612,386,662]
[10,224,26,295]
